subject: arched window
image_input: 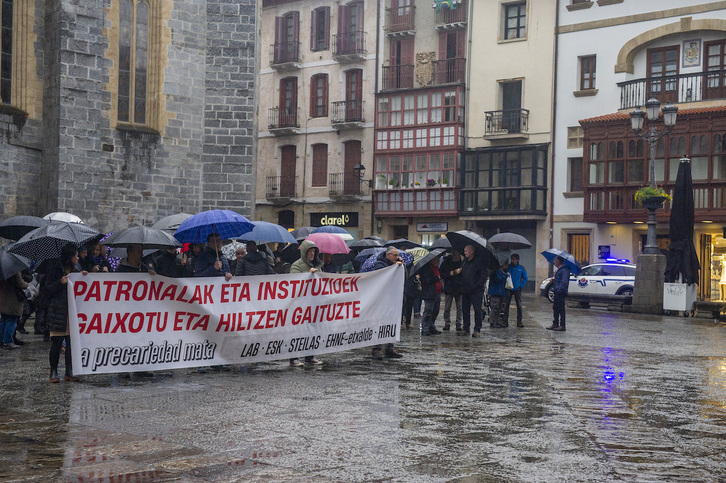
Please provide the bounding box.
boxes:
[118,0,148,124]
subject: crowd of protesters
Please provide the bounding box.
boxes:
[0,231,535,382]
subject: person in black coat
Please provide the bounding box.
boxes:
[439,251,463,332]
[44,244,86,383]
[401,268,420,330]
[154,248,184,278]
[547,256,570,331]
[457,244,489,337]
[236,241,274,277]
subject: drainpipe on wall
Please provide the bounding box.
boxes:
[549,0,561,255]
[372,0,381,237]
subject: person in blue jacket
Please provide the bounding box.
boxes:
[487,261,508,330]
[504,253,528,328]
[547,256,570,332]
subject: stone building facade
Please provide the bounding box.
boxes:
[0,0,258,232]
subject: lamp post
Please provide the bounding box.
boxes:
[630,98,678,254]
[353,162,375,237]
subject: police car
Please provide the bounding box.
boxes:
[539,260,636,303]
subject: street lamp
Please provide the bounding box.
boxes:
[630,98,678,254]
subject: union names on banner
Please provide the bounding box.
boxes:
[67,265,405,375]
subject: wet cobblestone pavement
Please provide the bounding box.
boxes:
[3,294,726,482]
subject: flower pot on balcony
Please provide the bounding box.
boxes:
[643,195,668,210]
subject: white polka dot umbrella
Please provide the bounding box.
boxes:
[8,222,101,262]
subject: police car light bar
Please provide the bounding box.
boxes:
[605,258,630,263]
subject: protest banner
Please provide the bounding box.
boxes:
[68,265,404,375]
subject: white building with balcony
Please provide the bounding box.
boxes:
[553,1,726,300]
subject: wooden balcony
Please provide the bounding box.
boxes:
[618,69,726,110]
[584,182,726,224]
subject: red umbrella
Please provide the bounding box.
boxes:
[304,233,350,254]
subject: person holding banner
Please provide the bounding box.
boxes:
[195,233,233,281]
[289,239,324,366]
[371,247,404,360]
[44,244,86,383]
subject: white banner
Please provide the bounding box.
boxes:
[67,265,404,375]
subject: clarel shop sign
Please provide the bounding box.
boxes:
[310,212,358,228]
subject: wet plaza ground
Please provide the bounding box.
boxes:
[2,294,726,482]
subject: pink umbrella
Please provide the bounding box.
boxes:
[304,233,350,254]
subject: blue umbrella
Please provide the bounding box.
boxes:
[311,225,353,240]
[174,210,254,244]
[360,249,414,272]
[354,247,385,264]
[541,248,581,275]
[235,221,296,244]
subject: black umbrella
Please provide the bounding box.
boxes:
[0,245,32,279]
[410,248,446,276]
[488,232,532,251]
[665,159,700,284]
[291,226,315,241]
[0,216,51,241]
[430,237,452,250]
[445,230,499,270]
[364,235,386,243]
[281,242,301,263]
[385,238,422,250]
[151,213,193,233]
[349,238,383,249]
[103,226,182,249]
[8,222,102,262]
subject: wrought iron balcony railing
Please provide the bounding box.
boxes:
[269,41,300,66]
[382,64,414,90]
[268,107,300,130]
[333,30,366,57]
[331,100,365,124]
[618,69,726,109]
[385,6,416,33]
[434,0,467,26]
[266,175,298,198]
[484,109,529,135]
[432,58,466,85]
[329,173,362,196]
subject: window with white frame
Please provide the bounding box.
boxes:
[402,129,414,149]
[416,128,427,148]
[417,93,428,123]
[390,130,401,149]
[403,94,415,125]
[376,131,388,150]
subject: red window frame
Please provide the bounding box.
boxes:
[310,6,330,51]
[310,73,328,118]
